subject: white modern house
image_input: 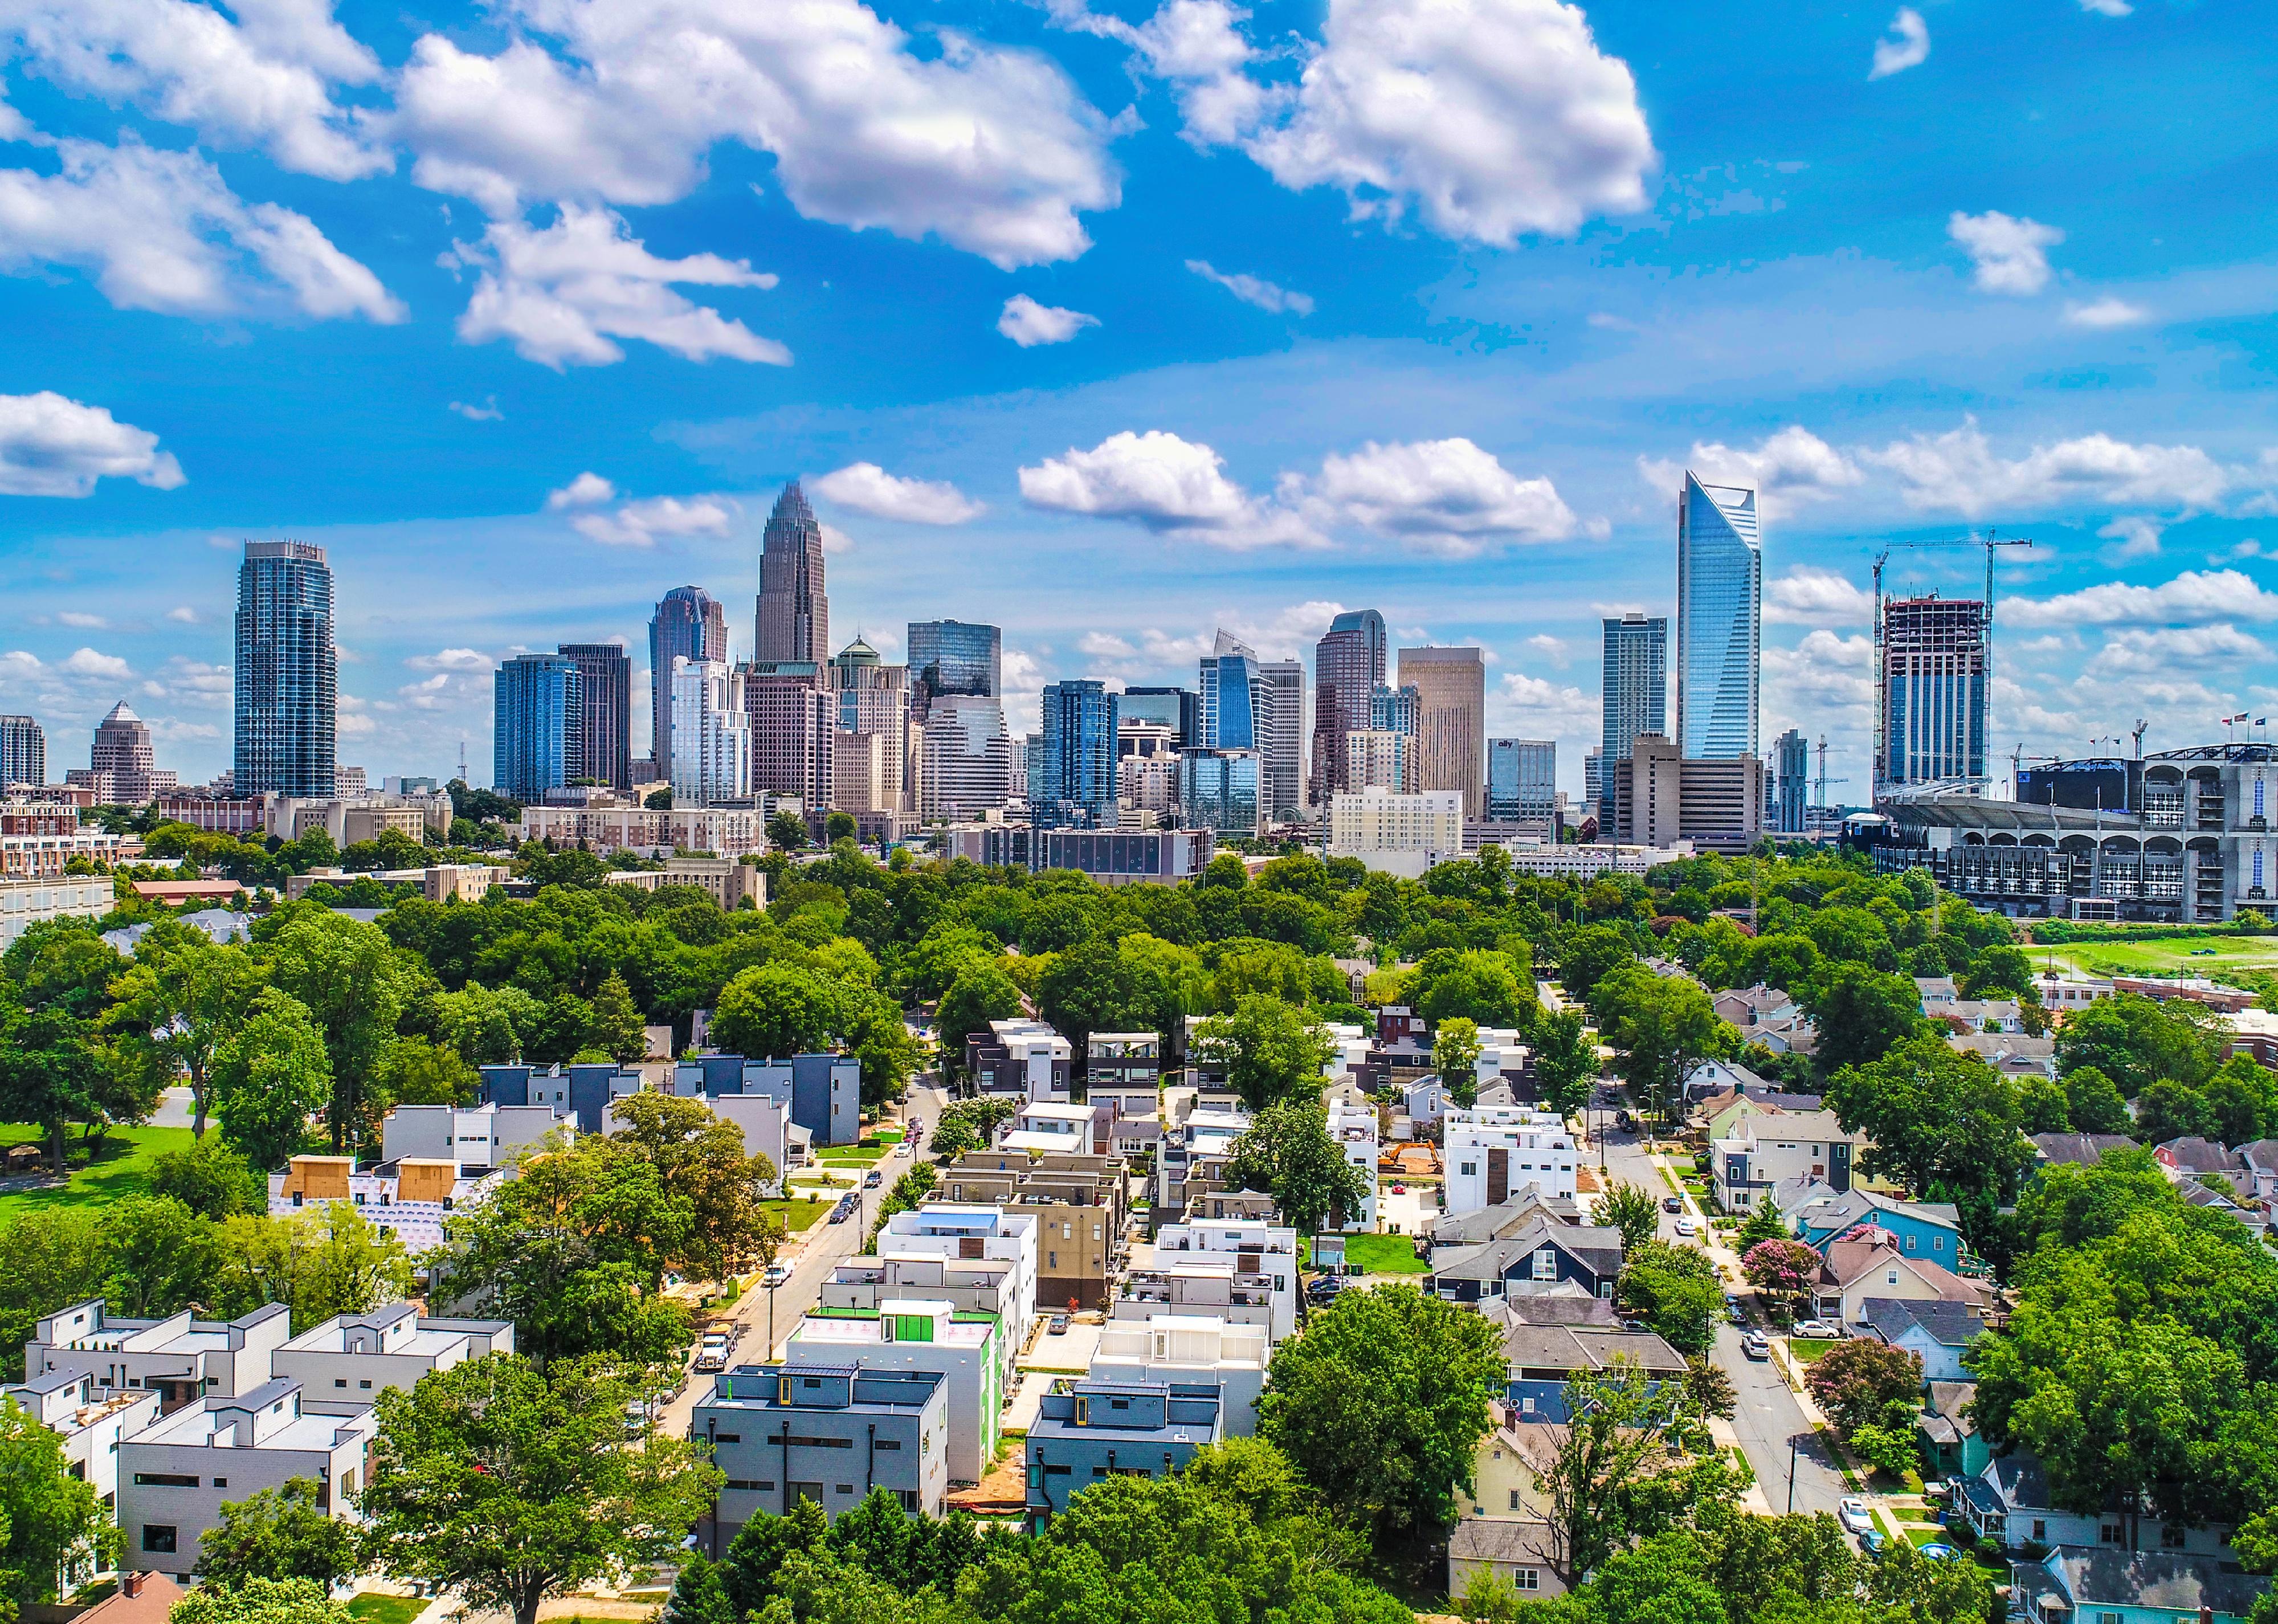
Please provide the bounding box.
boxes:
[23,1302,292,1413]
[783,1300,1003,1486]
[834,1205,1040,1365]
[1444,1107,1578,1215]
[270,1305,514,1415]
[1325,1098,1380,1231]
[1146,1218,1298,1341]
[1089,1315,1269,1436]
[0,1372,160,1518]
[378,1102,568,1165]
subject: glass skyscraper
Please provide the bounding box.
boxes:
[1600,613,1668,820]
[650,586,728,776]
[495,654,586,799]
[234,540,335,796]
[1178,748,1260,838]
[1676,471,1762,760]
[1033,679,1118,830]
[0,714,46,787]
[1198,631,1258,750]
[1487,738,1556,825]
[1311,608,1386,802]
[1118,686,1196,748]
[908,619,1001,722]
[558,643,631,790]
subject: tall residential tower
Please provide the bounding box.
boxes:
[650,587,728,779]
[1876,596,1990,793]
[1600,613,1668,821]
[558,643,632,790]
[234,540,336,797]
[494,654,585,799]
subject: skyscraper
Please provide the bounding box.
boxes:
[1255,657,1304,821]
[756,482,829,664]
[650,587,728,778]
[1198,631,1258,750]
[67,700,176,803]
[1311,609,1386,803]
[1178,748,1260,838]
[743,662,832,810]
[908,620,1001,723]
[1877,595,1989,791]
[494,654,585,799]
[0,715,44,787]
[1119,687,1197,749]
[921,693,1013,822]
[1034,679,1118,830]
[558,643,631,790]
[829,636,913,814]
[1773,728,1809,834]
[1600,613,1668,821]
[670,659,751,806]
[1395,647,1485,820]
[1487,738,1556,826]
[1676,471,1762,760]
[234,540,336,797]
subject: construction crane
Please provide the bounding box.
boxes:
[1812,735,1849,810]
[1871,529,2034,797]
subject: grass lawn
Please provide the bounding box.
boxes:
[763,1199,832,1232]
[1343,1233,1430,1274]
[346,1596,428,1624]
[1788,1337,1842,1362]
[817,1146,891,1164]
[0,1124,197,1223]
[2044,935,2278,980]
[1903,1524,1947,1548]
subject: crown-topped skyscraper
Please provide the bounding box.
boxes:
[755,481,829,665]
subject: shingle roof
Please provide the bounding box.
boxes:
[2031,1132,2137,1166]
[1449,1518,1557,1563]
[1860,1295,1984,1349]
[2158,1136,2240,1174]
[1501,1323,1687,1374]
[2045,1548,2269,1615]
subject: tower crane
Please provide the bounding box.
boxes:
[1871,530,2034,797]
[1812,735,1849,811]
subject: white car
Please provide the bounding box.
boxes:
[1673,1217,1699,1237]
[1839,1498,1873,1536]
[762,1264,791,1288]
[1793,1320,1842,1340]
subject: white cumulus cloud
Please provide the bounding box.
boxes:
[1638,426,1862,519]
[1019,429,1321,548]
[1186,259,1312,315]
[571,494,737,548]
[2005,569,2278,629]
[1949,210,2063,296]
[2077,0,2130,14]
[1300,437,1576,554]
[405,647,494,672]
[811,463,983,525]
[2064,296,2150,329]
[449,397,504,421]
[1864,417,2228,517]
[1869,7,1929,78]
[61,646,132,680]
[2097,516,2163,559]
[2089,623,2264,676]
[1493,671,1598,738]
[1766,565,1873,626]
[390,0,1120,268]
[444,205,789,369]
[0,391,186,497]
[0,136,404,321]
[545,471,616,509]
[998,294,1099,346]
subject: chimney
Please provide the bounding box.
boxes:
[123,1574,146,1599]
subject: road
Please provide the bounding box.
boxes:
[1586,1095,1849,1522]
[655,1084,949,1441]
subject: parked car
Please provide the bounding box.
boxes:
[1048,1313,1070,1335]
[828,1195,856,1225]
[1793,1320,1842,1340]
[1859,1530,1889,1558]
[1391,1183,1407,1194]
[1663,1196,1684,1213]
[1674,1217,1699,1237]
[863,1169,884,1188]
[1741,1332,1770,1360]
[1306,1278,1345,1305]
[1839,1499,1873,1536]
[763,1264,791,1288]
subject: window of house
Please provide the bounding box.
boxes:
[1509,1490,1522,1511]
[2162,1526,2187,1549]
[2032,1521,2047,1543]
[334,1379,348,1388]
[1516,1570,1540,1592]
[1905,1234,1917,1251]
[1888,1270,1900,1286]
[211,1478,227,1489]
[142,1527,177,1554]
[2100,1525,2124,1544]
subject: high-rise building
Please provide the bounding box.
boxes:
[558,643,631,790]
[1255,657,1304,821]
[1117,720,1181,815]
[1773,728,1809,834]
[1676,471,1762,761]
[1876,596,1990,793]
[67,700,177,803]
[0,715,45,787]
[1583,747,1605,820]
[1612,732,1762,854]
[756,482,829,664]
[494,654,585,799]
[669,659,751,806]
[1198,632,1258,752]
[1034,679,1118,830]
[1487,738,1556,825]
[1344,729,1411,793]
[650,587,729,777]
[1371,683,1419,738]
[1178,749,1260,838]
[1395,646,1486,820]
[1310,609,1386,803]
[908,620,999,723]
[1600,613,1668,820]
[743,662,832,810]
[828,636,914,815]
[1119,687,1197,749]
[921,694,1013,822]
[234,540,336,797]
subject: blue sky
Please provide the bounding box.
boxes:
[3,0,2275,795]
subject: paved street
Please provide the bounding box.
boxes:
[1586,1101,1849,1521]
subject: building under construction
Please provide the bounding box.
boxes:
[1876,595,1989,794]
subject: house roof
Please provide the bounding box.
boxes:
[1449,1517,1557,1563]
[78,1573,188,1624]
[1822,1236,1985,1303]
[2044,1547,2270,1616]
[1487,1287,1618,1328]
[1501,1323,1686,1375]
[1925,1381,1978,1434]
[1426,1190,1582,1243]
[2158,1136,2239,1174]
[1982,1450,2055,1513]
[1860,1296,1984,1349]
[2237,1139,2278,1173]
[2031,1132,2137,1166]
[1430,1221,1624,1283]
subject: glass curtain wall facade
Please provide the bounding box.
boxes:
[1198,632,1258,750]
[558,643,631,790]
[495,654,585,798]
[650,586,728,776]
[1118,687,1196,748]
[1034,680,1119,830]
[1877,597,1989,791]
[1178,749,1260,838]
[1676,471,1762,760]
[1311,609,1386,803]
[1487,738,1556,824]
[908,621,1001,723]
[1599,613,1668,820]
[1773,728,1809,833]
[234,540,336,796]
[1255,658,1304,821]
[755,482,829,664]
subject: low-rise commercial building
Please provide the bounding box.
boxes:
[692,1364,948,1547]
[0,874,112,947]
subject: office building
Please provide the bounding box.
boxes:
[1488,739,1556,826]
[1583,748,1605,822]
[557,643,632,790]
[1372,682,1420,738]
[1344,728,1412,793]
[1197,631,1257,754]
[234,541,336,797]
[1773,728,1808,835]
[1178,749,1260,838]
[693,1365,948,1544]
[492,654,585,799]
[1,715,45,787]
[1328,786,1465,864]
[1676,471,1762,760]
[1033,679,1118,830]
[908,620,999,723]
[67,701,177,803]
[1877,595,1990,793]
[921,695,1013,823]
[1600,613,1668,819]
[1311,609,1387,803]
[742,662,832,809]
[1611,732,1763,855]
[670,659,752,806]
[650,587,729,777]
[1120,686,1197,749]
[1397,647,1486,819]
[831,729,900,815]
[755,482,829,664]
[827,637,907,734]
[1254,656,1304,821]
[1,874,113,946]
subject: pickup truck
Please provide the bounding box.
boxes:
[693,1331,733,1372]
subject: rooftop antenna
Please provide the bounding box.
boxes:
[458,738,468,785]
[2131,718,2149,760]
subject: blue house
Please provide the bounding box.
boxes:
[675,1053,861,1146]
[1500,1324,1685,1423]
[1774,1180,1967,1270]
[1859,1296,1984,1384]
[1026,1378,1221,1529]
[1916,1380,1989,1483]
[479,1062,639,1135]
[2018,1547,2267,1624]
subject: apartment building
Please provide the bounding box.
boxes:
[965,1019,1073,1101]
[692,1364,948,1548]
[378,1102,569,1165]
[784,1301,1002,1485]
[1154,1109,1250,1221]
[932,1151,1126,1310]
[1086,1031,1161,1091]
[270,1306,513,1415]
[0,1372,160,1515]
[1001,1100,1110,1157]
[1444,1108,1580,1215]
[24,1303,292,1414]
[1325,1099,1380,1232]
[834,1205,1039,1359]
[1144,1218,1297,1341]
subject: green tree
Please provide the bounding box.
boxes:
[1593,1181,1661,1256]
[1532,1006,1598,1118]
[934,962,1023,1075]
[209,989,333,1172]
[360,1354,722,1624]
[766,811,809,852]
[0,1007,117,1170]
[0,1210,105,1378]
[606,1091,781,1284]
[373,1035,480,1108]
[586,972,650,1063]
[1556,923,1637,1004]
[1434,1015,1483,1108]
[1257,1283,1504,1550]
[2136,1078,2215,1144]
[0,1394,115,1609]
[264,912,411,1152]
[2016,1074,2072,1134]
[286,1202,416,1327]
[193,1476,360,1589]
[711,964,838,1059]
[148,1134,264,1218]
[2062,1065,2132,1136]
[926,1098,1017,1160]
[105,934,265,1139]
[1222,1099,1372,1235]
[1736,1198,1788,1249]
[1591,965,1729,1123]
[1617,1240,1721,1355]
[1414,949,1536,1030]
[1825,1033,2035,1202]
[1191,995,1336,1112]
[100,1195,225,1317]
[824,811,858,843]
[1959,943,2034,1000]
[169,1578,346,1624]
[2054,991,2226,1097]
[1802,962,1924,1075]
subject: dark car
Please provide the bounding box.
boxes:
[1306,1278,1345,1304]
[863,1170,883,1188]
[1663,1196,1684,1213]
[828,1196,856,1225]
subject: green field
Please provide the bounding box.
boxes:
[2041,934,2278,981]
[762,1198,832,1232]
[0,1124,197,1223]
[1788,1337,1842,1362]
[1340,1233,1430,1274]
[817,1145,892,1164]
